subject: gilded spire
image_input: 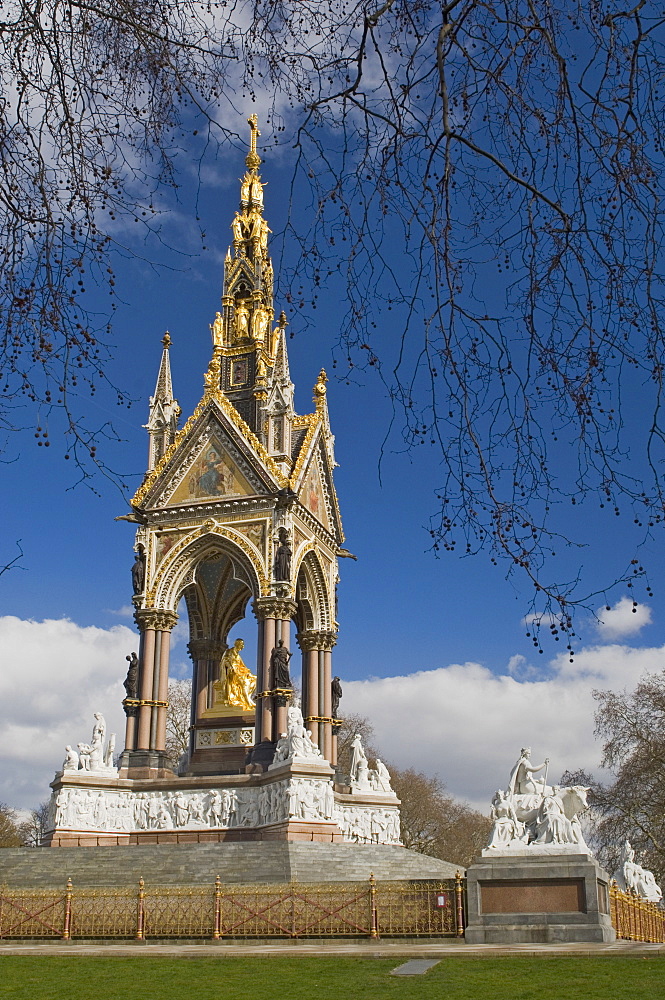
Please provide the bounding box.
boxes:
[145,333,180,471]
[213,117,274,362]
[246,114,261,170]
[273,312,291,384]
[205,119,295,451]
[154,332,174,404]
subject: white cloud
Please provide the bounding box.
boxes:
[105,605,134,619]
[0,616,132,808]
[1,613,662,828]
[595,596,652,640]
[344,642,665,812]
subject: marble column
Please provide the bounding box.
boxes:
[188,640,224,718]
[297,633,320,747]
[297,629,337,756]
[134,609,178,752]
[322,645,334,763]
[253,597,297,746]
[135,621,156,750]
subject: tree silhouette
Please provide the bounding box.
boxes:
[2,2,663,636]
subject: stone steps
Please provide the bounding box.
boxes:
[0,843,459,888]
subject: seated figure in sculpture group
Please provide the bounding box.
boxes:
[487,789,525,849]
[534,788,576,845]
[616,840,663,903]
[508,747,550,797]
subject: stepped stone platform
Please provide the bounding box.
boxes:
[0,843,459,888]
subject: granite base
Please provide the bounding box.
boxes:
[465,853,615,944]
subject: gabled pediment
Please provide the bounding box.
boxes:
[290,421,343,542]
[132,390,288,511]
[165,428,258,506]
[266,382,291,415]
[226,256,256,292]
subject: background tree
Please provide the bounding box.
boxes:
[165,678,192,767]
[18,802,51,848]
[3,2,664,637]
[0,804,27,848]
[390,767,490,869]
[562,670,665,882]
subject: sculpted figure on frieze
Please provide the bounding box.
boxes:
[222,789,238,827]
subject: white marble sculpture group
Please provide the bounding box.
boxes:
[270,700,323,765]
[52,704,400,845]
[49,775,400,844]
[484,747,590,855]
[63,714,117,777]
[348,733,393,794]
[612,840,663,903]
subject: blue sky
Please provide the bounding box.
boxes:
[1,119,664,811]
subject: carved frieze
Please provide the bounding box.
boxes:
[47,775,387,836]
[195,727,254,749]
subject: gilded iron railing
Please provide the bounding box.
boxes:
[610,882,665,943]
[0,873,465,940]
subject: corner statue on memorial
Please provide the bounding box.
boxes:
[271,699,322,764]
[484,747,591,856]
[612,840,663,903]
[467,747,615,944]
[65,713,118,777]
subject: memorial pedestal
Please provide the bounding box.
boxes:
[465,853,615,944]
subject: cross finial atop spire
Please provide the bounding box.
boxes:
[246,115,261,170]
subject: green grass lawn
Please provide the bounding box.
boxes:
[0,955,663,1000]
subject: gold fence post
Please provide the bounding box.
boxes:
[369,873,378,939]
[61,878,73,940]
[630,889,638,940]
[136,877,145,941]
[609,882,618,937]
[213,875,222,941]
[455,871,465,937]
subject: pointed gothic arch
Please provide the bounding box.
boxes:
[152,526,265,613]
[295,548,333,633]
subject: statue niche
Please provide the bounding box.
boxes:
[233,296,251,342]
